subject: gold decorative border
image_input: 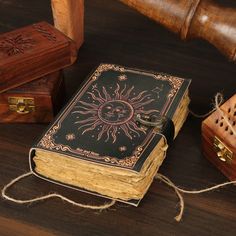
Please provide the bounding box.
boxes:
[38,64,184,169]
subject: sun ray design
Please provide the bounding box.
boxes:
[114,83,121,100]
[123,86,134,100]
[73,83,160,143]
[97,124,109,141]
[120,124,133,140]
[130,90,147,102]
[93,88,106,102]
[120,84,127,98]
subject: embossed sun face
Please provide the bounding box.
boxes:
[98,100,134,125]
[72,83,159,143]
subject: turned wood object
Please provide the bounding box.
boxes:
[202,94,236,181]
[51,0,84,49]
[120,0,236,62]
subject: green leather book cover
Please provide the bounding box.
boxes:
[30,64,190,172]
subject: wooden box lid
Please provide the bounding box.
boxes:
[0,21,77,93]
[202,94,236,180]
[0,71,65,123]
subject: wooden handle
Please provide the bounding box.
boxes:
[51,0,84,49]
[120,0,236,62]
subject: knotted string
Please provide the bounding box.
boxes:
[155,92,236,221]
[1,93,235,221]
[190,92,235,136]
[2,168,235,222]
[189,92,224,118]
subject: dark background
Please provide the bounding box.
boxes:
[0,0,235,235]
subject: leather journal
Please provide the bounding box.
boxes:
[29,64,191,206]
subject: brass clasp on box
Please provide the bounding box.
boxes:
[8,97,35,114]
[213,136,233,163]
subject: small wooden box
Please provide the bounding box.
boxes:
[0,71,65,123]
[202,94,236,181]
[0,21,77,93]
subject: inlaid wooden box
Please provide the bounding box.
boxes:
[0,21,77,93]
[0,71,65,123]
[202,94,236,181]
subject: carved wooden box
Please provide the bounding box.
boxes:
[0,21,77,93]
[202,94,236,181]
[0,71,65,123]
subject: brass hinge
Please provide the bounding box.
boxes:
[8,97,35,114]
[213,136,233,163]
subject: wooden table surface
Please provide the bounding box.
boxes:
[0,0,236,235]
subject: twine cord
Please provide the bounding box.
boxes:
[155,172,236,222]
[2,169,235,222]
[189,92,224,118]
[1,93,235,222]
[155,92,236,222]
[190,92,235,136]
[1,171,116,210]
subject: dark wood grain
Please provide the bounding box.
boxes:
[0,0,236,235]
[120,0,236,62]
[0,71,65,123]
[202,94,236,181]
[0,21,77,93]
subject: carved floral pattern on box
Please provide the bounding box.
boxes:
[0,34,34,56]
[0,23,57,57]
[33,24,57,42]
